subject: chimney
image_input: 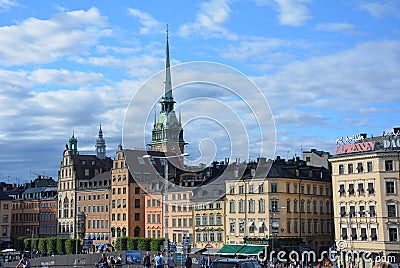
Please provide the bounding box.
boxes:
[360,133,367,139]
[394,127,400,134]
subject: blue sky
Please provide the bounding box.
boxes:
[0,0,399,182]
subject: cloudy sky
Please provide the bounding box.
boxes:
[1,0,399,183]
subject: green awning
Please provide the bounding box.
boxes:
[237,245,267,256]
[217,244,245,255]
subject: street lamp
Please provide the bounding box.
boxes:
[269,206,285,263]
[143,152,189,251]
[27,228,34,258]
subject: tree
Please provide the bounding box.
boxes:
[138,238,151,251]
[14,237,25,252]
[47,238,57,255]
[127,237,139,250]
[56,238,66,255]
[38,239,47,254]
[65,239,80,254]
[151,238,164,252]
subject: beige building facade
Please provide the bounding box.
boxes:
[225,159,334,255]
[329,130,400,266]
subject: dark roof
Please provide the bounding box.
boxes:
[70,154,113,180]
[0,192,12,200]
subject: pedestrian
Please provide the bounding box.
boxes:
[168,253,176,268]
[96,253,108,268]
[143,252,151,268]
[206,255,213,268]
[155,252,164,268]
[116,253,123,266]
[16,254,31,268]
[185,254,192,268]
[200,256,206,268]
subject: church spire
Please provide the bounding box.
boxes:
[161,24,175,113]
[95,125,106,159]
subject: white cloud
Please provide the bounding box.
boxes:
[179,0,238,40]
[0,7,110,66]
[273,0,311,26]
[357,0,400,18]
[316,22,362,35]
[29,69,106,86]
[0,0,19,10]
[128,8,163,34]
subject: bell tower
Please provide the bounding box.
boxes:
[149,25,186,154]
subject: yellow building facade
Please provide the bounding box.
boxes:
[329,130,400,266]
[225,159,334,255]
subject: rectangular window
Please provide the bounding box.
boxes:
[271,200,279,212]
[351,228,357,240]
[306,184,310,194]
[361,228,367,240]
[348,183,355,195]
[229,186,235,195]
[286,199,291,212]
[371,228,377,241]
[287,220,291,233]
[239,185,244,194]
[348,164,353,174]
[387,204,396,217]
[367,161,373,172]
[249,184,254,194]
[389,228,398,241]
[368,182,375,194]
[385,160,393,171]
[135,199,140,208]
[313,185,317,195]
[341,228,347,239]
[286,183,290,193]
[369,205,376,217]
[294,220,298,233]
[357,163,363,173]
[271,183,278,193]
[386,181,395,194]
[358,183,365,195]
[259,183,264,193]
[339,184,345,196]
[339,165,344,175]
[320,186,324,195]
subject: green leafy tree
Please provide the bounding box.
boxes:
[47,237,57,255]
[151,238,164,252]
[56,238,66,255]
[137,238,151,251]
[33,238,39,252]
[14,237,25,252]
[65,239,74,254]
[24,238,32,251]
[127,237,139,250]
[38,239,47,254]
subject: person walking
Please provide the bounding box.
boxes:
[143,252,151,268]
[155,252,164,268]
[16,254,31,268]
[167,253,176,268]
[206,255,213,268]
[185,254,192,268]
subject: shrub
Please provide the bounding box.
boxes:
[151,238,164,252]
[127,237,139,250]
[138,238,151,251]
[38,239,47,254]
[47,238,57,255]
[56,238,66,255]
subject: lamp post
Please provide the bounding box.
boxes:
[143,153,189,251]
[269,206,285,265]
[27,228,34,259]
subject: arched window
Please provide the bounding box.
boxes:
[58,200,62,218]
[202,214,208,226]
[209,214,215,225]
[134,226,140,237]
[63,197,69,218]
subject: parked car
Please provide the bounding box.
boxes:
[211,258,261,268]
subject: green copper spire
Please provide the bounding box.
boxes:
[161,24,175,113]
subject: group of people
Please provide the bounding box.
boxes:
[96,253,123,268]
[142,251,195,268]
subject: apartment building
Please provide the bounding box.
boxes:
[0,193,12,249]
[225,158,333,255]
[329,129,400,266]
[77,171,111,245]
